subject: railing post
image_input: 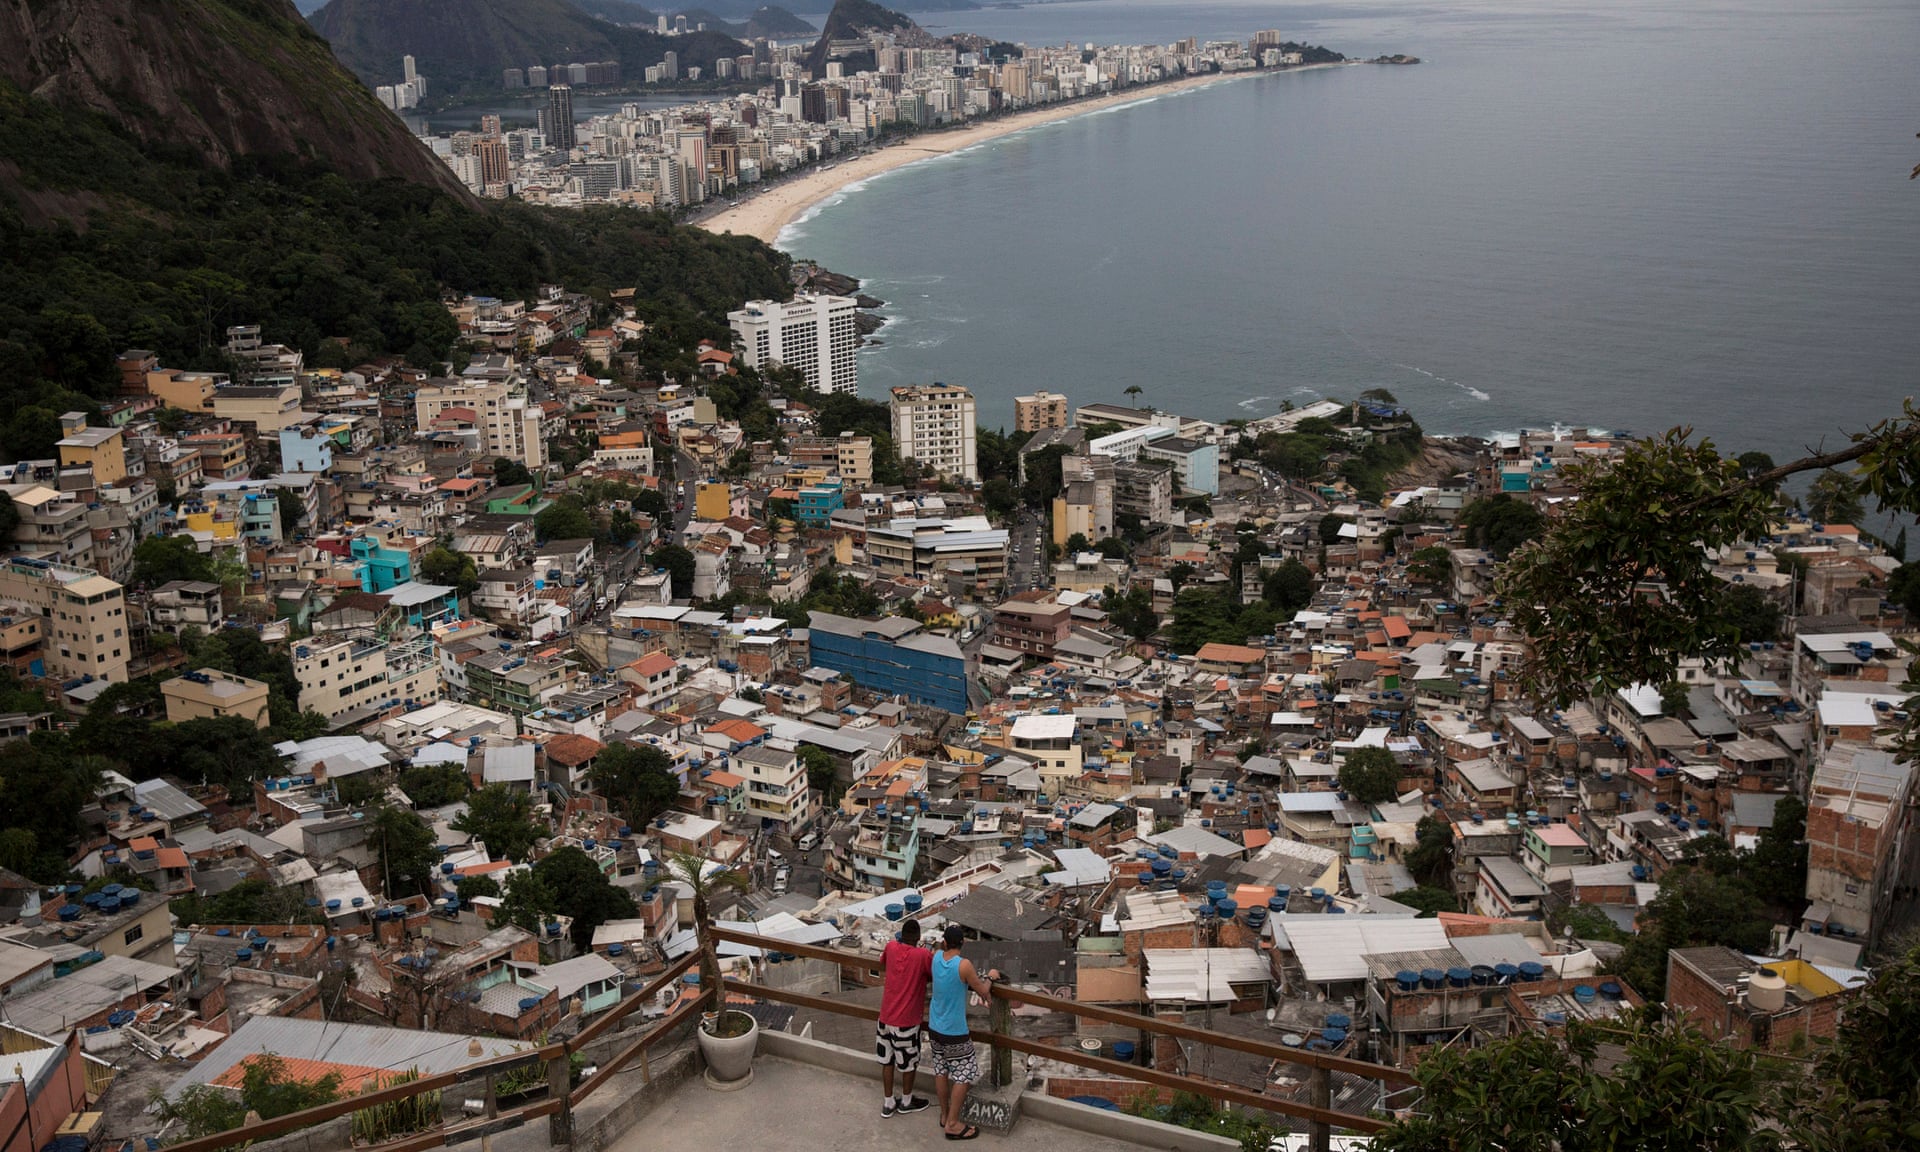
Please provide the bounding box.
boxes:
[1308,1063,1331,1152]
[989,988,1012,1089]
[547,1050,574,1145]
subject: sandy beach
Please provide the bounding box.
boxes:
[696,68,1323,248]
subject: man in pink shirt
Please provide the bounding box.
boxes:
[875,917,933,1117]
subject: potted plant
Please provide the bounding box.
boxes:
[666,852,757,1088]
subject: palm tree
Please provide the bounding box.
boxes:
[1123,385,1143,408]
[665,852,750,1027]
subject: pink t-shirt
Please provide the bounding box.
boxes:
[878,939,933,1028]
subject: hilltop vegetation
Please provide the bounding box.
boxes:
[0,0,790,454]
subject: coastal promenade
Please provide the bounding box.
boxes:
[697,64,1349,246]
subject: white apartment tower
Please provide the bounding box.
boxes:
[889,382,978,483]
[728,294,859,395]
[413,377,546,468]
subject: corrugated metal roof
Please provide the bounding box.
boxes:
[131,779,206,821]
[1143,949,1271,1002]
[482,744,536,782]
[165,1016,529,1100]
[4,954,178,1034]
[1272,916,1446,983]
[1147,824,1245,859]
[1042,848,1111,888]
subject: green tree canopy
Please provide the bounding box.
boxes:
[369,804,441,898]
[648,544,696,599]
[451,783,543,863]
[588,741,682,827]
[1370,1009,1778,1152]
[132,534,215,587]
[493,458,535,487]
[798,744,839,806]
[534,497,595,543]
[1260,559,1316,616]
[496,869,559,936]
[532,845,638,950]
[1337,746,1404,805]
[398,763,470,808]
[1104,584,1159,641]
[455,874,500,904]
[173,877,323,926]
[1392,885,1459,917]
[1805,467,1864,525]
[1718,581,1783,644]
[418,546,480,597]
[1406,545,1453,586]
[1459,494,1546,559]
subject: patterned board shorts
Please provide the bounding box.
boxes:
[875,1023,923,1070]
[929,1036,980,1085]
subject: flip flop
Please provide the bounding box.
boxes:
[945,1126,980,1141]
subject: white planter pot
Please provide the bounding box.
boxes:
[697,1010,758,1088]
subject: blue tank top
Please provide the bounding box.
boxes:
[929,950,969,1039]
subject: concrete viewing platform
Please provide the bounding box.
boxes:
[610,1051,1233,1152]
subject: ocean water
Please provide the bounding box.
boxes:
[778,0,1920,461]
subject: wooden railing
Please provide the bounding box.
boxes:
[705,924,1412,1142]
[161,922,1413,1152]
[163,951,701,1152]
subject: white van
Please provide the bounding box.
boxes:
[797,831,818,852]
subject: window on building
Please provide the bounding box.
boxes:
[124,924,144,945]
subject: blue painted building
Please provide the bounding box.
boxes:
[806,611,969,713]
[351,536,413,593]
[795,479,845,527]
[279,425,334,474]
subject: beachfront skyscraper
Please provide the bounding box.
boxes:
[728,294,859,395]
[890,382,978,483]
[546,85,576,151]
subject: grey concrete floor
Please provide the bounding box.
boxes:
[608,1055,1162,1152]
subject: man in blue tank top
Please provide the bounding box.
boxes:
[928,924,999,1140]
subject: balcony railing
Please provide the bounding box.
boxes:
[705,925,1411,1142]
[161,923,1411,1152]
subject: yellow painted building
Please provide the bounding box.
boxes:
[179,505,240,541]
[146,370,219,413]
[0,558,131,684]
[695,481,734,522]
[55,413,128,485]
[161,668,271,728]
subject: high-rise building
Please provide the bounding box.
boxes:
[889,382,978,483]
[800,84,828,123]
[662,51,680,81]
[413,376,545,468]
[546,85,576,150]
[1014,390,1069,432]
[480,114,502,138]
[677,133,708,203]
[527,64,548,87]
[728,295,859,395]
[403,54,417,82]
[476,137,510,187]
[503,68,525,89]
[0,556,130,685]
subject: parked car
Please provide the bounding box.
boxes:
[772,866,791,894]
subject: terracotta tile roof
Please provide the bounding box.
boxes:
[212,1055,388,1095]
[628,652,677,679]
[543,734,606,766]
[1193,642,1265,665]
[706,719,767,742]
